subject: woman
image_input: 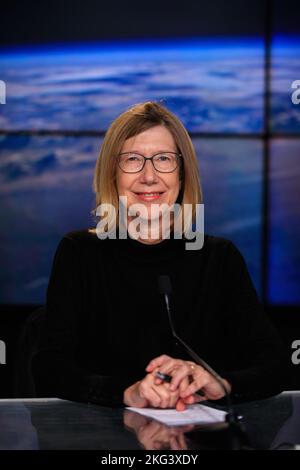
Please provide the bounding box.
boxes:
[33,101,287,410]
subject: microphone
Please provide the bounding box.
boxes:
[157,274,238,424]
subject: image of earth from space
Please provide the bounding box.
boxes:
[0,37,299,304]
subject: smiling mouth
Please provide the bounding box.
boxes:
[134,192,164,201]
[135,192,164,196]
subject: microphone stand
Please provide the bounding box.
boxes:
[158,275,248,449]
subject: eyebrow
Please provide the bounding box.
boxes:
[121,149,177,154]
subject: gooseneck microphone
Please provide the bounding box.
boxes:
[157,274,237,425]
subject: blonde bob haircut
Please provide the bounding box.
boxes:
[91,101,202,234]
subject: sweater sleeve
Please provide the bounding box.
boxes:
[219,241,289,401]
[32,235,132,406]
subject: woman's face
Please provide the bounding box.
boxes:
[116,125,181,223]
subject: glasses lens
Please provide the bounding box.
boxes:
[119,153,144,172]
[153,153,178,172]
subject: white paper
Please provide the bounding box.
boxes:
[126,404,226,426]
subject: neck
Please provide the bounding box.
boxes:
[127,218,172,245]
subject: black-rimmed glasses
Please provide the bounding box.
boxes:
[117,152,181,173]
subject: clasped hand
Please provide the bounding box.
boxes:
[123,354,231,411]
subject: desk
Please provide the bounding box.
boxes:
[0,392,299,450]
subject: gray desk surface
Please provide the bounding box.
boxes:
[0,392,299,450]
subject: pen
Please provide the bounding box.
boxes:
[155,371,205,397]
[155,371,172,383]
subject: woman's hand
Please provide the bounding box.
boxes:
[123,370,201,410]
[146,354,231,401]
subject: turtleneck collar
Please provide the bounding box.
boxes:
[113,229,186,262]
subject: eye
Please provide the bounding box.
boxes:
[123,153,142,162]
[127,155,139,161]
[156,154,171,161]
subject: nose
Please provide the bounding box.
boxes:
[139,159,158,184]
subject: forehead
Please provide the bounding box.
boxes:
[121,125,176,153]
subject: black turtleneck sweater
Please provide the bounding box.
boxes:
[32,229,287,406]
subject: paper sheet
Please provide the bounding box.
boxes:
[126,404,226,426]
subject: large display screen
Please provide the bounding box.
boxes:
[0,1,299,305]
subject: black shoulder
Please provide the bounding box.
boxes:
[200,233,246,264]
[203,233,234,252]
[63,228,98,244]
[204,235,250,278]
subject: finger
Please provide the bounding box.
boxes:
[169,364,192,391]
[180,375,210,398]
[157,359,184,376]
[149,381,173,409]
[193,393,208,402]
[153,369,164,385]
[145,355,171,372]
[142,390,162,408]
[139,381,162,408]
[167,389,181,409]
[159,382,181,409]
[182,394,195,405]
[156,387,171,409]
[154,377,163,385]
[183,393,207,404]
[175,398,187,412]
[158,383,177,408]
[153,369,171,386]
[144,375,178,409]
[161,362,200,391]
[178,376,190,393]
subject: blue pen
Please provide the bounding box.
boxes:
[155,371,172,383]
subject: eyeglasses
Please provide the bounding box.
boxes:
[117,152,181,173]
